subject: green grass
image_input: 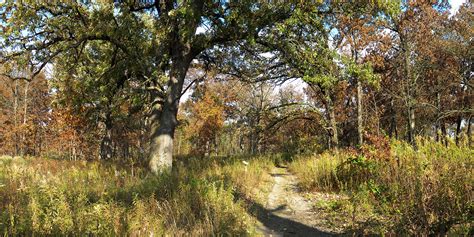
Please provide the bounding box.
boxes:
[0,155,274,236]
[289,138,474,235]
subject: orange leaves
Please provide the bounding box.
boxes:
[0,73,51,156]
[185,89,225,156]
[46,108,98,160]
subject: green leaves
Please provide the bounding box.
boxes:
[377,0,401,18]
[298,46,381,91]
[345,58,380,88]
[303,74,338,89]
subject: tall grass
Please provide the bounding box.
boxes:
[289,152,344,192]
[0,154,273,236]
[289,138,473,235]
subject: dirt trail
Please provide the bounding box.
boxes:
[255,167,336,237]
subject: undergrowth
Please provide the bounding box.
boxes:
[0,154,273,236]
[289,137,473,235]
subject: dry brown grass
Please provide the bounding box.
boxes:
[0,155,274,236]
[289,138,473,235]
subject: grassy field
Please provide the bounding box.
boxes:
[1,139,472,235]
[289,138,473,235]
[0,155,274,236]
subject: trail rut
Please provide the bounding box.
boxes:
[255,167,336,236]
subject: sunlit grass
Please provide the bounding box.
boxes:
[289,139,474,235]
[0,155,274,236]
[289,152,344,192]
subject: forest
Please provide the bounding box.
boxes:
[0,0,472,236]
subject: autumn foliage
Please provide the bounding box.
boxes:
[0,1,472,236]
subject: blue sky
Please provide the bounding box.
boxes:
[449,0,467,15]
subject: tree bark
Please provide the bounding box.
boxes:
[353,45,363,146]
[329,105,338,149]
[389,98,398,139]
[467,116,472,147]
[403,39,416,146]
[148,58,189,174]
[435,122,440,142]
[249,128,261,155]
[325,91,338,149]
[455,116,462,146]
[12,80,19,156]
[357,79,364,146]
[407,104,416,145]
[441,121,447,147]
[100,113,113,160]
[21,81,29,156]
[436,92,441,142]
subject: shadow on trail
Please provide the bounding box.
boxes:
[247,198,338,237]
[270,173,289,177]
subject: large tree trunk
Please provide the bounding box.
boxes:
[148,59,189,174]
[100,129,113,160]
[357,79,364,146]
[249,127,261,155]
[100,113,113,160]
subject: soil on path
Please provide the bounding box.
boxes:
[254,167,337,237]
